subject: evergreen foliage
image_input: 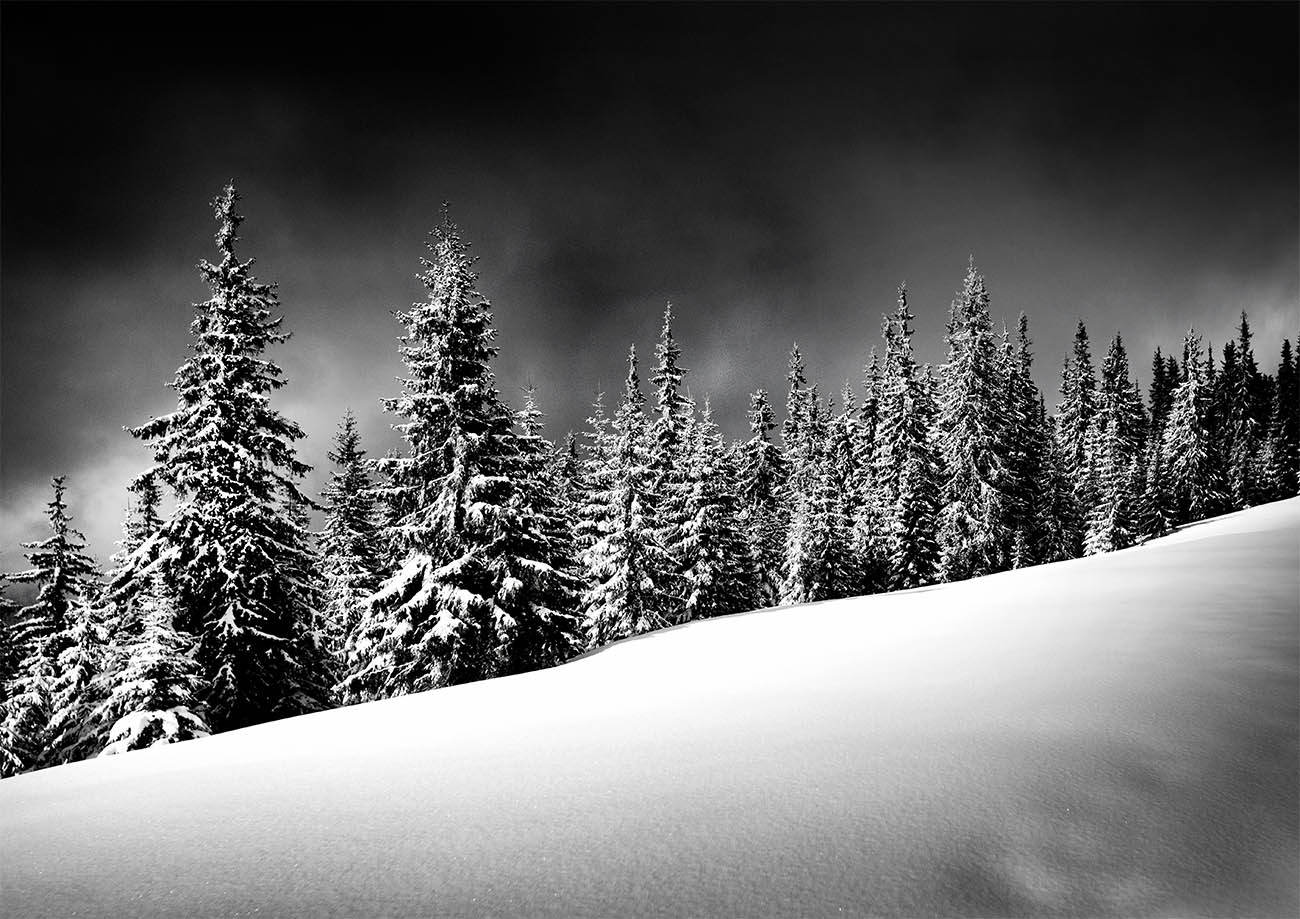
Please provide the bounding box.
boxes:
[127,185,327,732]
[581,348,675,644]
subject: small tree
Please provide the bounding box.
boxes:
[318,409,382,669]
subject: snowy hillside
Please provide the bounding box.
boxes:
[3,499,1297,918]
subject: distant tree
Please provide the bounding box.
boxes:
[127,184,327,732]
[1057,321,1099,482]
[318,410,382,672]
[494,386,584,674]
[1162,329,1227,523]
[781,421,856,604]
[582,347,675,644]
[649,304,693,622]
[875,285,941,588]
[1260,338,1299,499]
[737,389,788,607]
[679,399,759,620]
[936,259,1013,580]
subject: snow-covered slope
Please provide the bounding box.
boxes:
[3,500,1298,918]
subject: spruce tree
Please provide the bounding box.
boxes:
[318,409,382,671]
[1056,321,1099,480]
[781,420,856,604]
[679,399,759,620]
[581,347,675,645]
[649,304,693,622]
[127,185,326,732]
[347,210,579,698]
[1162,329,1227,523]
[494,387,584,674]
[737,389,788,607]
[935,259,1013,580]
[0,477,102,775]
[875,285,941,589]
[94,580,209,756]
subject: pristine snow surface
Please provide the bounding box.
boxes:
[3,500,1298,918]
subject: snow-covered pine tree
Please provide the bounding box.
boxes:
[935,259,1013,581]
[649,304,693,623]
[781,416,856,605]
[782,344,822,499]
[1161,329,1227,524]
[1084,333,1147,552]
[1217,313,1268,509]
[679,399,759,621]
[737,389,787,608]
[858,347,882,465]
[1097,333,1146,463]
[0,477,103,775]
[1037,414,1083,562]
[44,596,111,766]
[127,185,327,732]
[347,210,581,697]
[1148,347,1176,438]
[1259,338,1298,500]
[582,347,675,645]
[493,386,584,675]
[549,431,584,528]
[0,584,19,703]
[574,393,613,561]
[318,409,382,671]
[1137,439,1172,541]
[832,384,885,596]
[93,576,209,756]
[1056,320,1099,481]
[875,284,942,589]
[1083,417,1139,555]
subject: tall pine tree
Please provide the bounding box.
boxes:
[127,184,326,732]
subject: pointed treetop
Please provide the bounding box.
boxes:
[624,344,643,405]
[213,182,242,257]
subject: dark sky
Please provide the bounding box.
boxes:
[2,2,1296,568]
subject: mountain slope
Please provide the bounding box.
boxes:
[3,499,1298,918]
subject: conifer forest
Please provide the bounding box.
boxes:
[1,183,1296,777]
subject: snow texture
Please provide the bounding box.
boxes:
[2,499,1297,918]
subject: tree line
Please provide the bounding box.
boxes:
[2,185,1296,775]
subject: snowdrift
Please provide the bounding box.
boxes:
[3,499,1298,918]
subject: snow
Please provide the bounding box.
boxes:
[3,498,1298,918]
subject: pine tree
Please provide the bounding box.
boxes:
[44,598,111,765]
[737,389,787,607]
[574,393,614,560]
[0,584,20,703]
[93,581,209,756]
[494,387,584,674]
[0,477,103,775]
[1162,329,1227,523]
[348,210,579,698]
[875,285,941,589]
[649,304,693,622]
[318,410,382,672]
[1137,441,1172,540]
[1261,338,1299,500]
[679,400,759,620]
[1148,347,1177,438]
[127,185,326,732]
[998,315,1051,563]
[1037,414,1083,562]
[582,347,675,645]
[936,259,1013,580]
[781,421,856,604]
[1057,321,1099,480]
